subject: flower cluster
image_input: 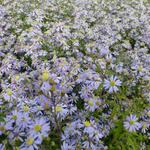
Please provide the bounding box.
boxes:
[0,0,150,149]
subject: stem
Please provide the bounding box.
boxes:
[51,91,62,145]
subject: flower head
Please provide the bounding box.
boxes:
[29,118,50,139]
[20,136,41,150]
[124,114,141,132]
[104,76,121,93]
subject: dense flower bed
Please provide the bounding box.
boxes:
[0,0,150,149]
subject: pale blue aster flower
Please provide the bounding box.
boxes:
[83,120,95,137]
[20,136,41,150]
[124,114,141,132]
[104,76,122,93]
[16,112,31,129]
[54,104,68,119]
[140,121,149,133]
[3,88,16,101]
[79,85,92,99]
[29,118,50,139]
[85,98,98,112]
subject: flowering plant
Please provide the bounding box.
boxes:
[0,0,150,149]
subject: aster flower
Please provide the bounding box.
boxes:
[85,98,99,112]
[140,121,149,133]
[83,120,95,137]
[79,85,92,99]
[20,136,41,150]
[104,76,122,93]
[16,112,31,129]
[0,0,150,149]
[2,88,16,101]
[6,110,20,123]
[29,118,50,140]
[54,104,68,119]
[124,114,141,132]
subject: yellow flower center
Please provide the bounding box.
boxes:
[34,124,42,132]
[129,120,135,125]
[50,79,55,84]
[7,89,13,96]
[12,115,17,120]
[0,126,5,132]
[50,85,56,91]
[110,80,116,86]
[23,105,29,112]
[84,121,91,127]
[146,111,150,117]
[15,75,20,80]
[88,101,94,106]
[26,137,34,145]
[142,123,147,129]
[138,66,143,72]
[56,106,62,112]
[42,71,49,81]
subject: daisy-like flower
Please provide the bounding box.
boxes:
[3,88,16,101]
[29,118,50,140]
[124,114,141,132]
[104,76,122,93]
[85,98,99,112]
[16,112,31,129]
[54,104,68,119]
[20,136,41,150]
[6,110,20,123]
[83,120,95,137]
[140,121,149,133]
